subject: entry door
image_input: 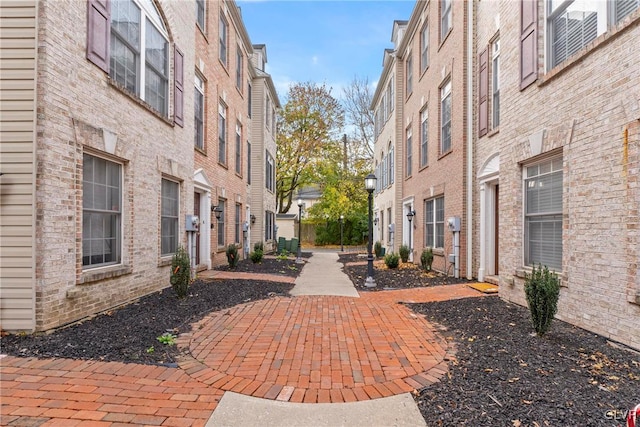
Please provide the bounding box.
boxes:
[194,193,201,265]
[494,184,499,274]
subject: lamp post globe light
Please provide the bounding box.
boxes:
[296,198,304,263]
[339,215,344,252]
[364,173,377,287]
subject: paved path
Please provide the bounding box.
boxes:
[0,251,488,426]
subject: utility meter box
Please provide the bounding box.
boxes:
[447,216,461,232]
[185,215,199,232]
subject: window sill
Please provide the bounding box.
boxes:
[629,294,640,306]
[514,266,567,287]
[195,146,206,155]
[158,257,172,267]
[418,164,429,173]
[438,149,453,160]
[432,247,445,257]
[197,25,208,41]
[438,28,453,51]
[218,161,228,170]
[487,127,499,138]
[79,264,133,285]
[107,80,174,127]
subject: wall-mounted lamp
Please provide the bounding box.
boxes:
[250,214,256,224]
[211,204,223,220]
[373,213,379,226]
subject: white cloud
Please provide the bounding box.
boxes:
[311,55,319,65]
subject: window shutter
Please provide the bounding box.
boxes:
[520,0,538,90]
[174,46,184,127]
[86,0,110,73]
[478,47,489,137]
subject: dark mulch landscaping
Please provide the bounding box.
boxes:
[338,252,475,290]
[0,279,294,366]
[214,252,312,277]
[410,296,640,426]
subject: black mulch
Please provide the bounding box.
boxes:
[338,252,475,290]
[213,252,312,277]
[0,279,293,366]
[410,297,640,426]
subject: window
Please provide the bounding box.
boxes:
[388,144,394,185]
[235,203,242,245]
[265,211,275,241]
[440,80,452,154]
[548,0,599,68]
[406,54,413,96]
[110,0,169,115]
[525,157,563,271]
[441,0,452,40]
[406,126,413,177]
[196,0,205,31]
[380,210,385,243]
[236,47,243,91]
[492,38,500,129]
[82,154,122,268]
[218,102,227,164]
[386,77,394,115]
[387,207,393,242]
[381,151,387,188]
[266,96,271,130]
[247,83,252,117]
[616,0,640,22]
[266,151,275,192]
[425,196,444,248]
[235,122,242,174]
[194,74,204,150]
[247,141,251,184]
[219,13,228,66]
[420,23,429,73]
[217,199,225,247]
[161,178,179,256]
[420,109,428,167]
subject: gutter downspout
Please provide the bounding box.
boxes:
[466,0,474,280]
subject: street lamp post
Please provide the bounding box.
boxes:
[364,173,377,287]
[339,215,344,252]
[296,199,303,263]
[407,208,415,262]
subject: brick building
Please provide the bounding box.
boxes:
[475,0,640,350]
[0,0,278,332]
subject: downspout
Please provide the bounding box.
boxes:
[466,0,474,280]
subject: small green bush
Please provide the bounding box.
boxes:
[399,244,410,263]
[421,248,434,271]
[524,264,560,336]
[254,241,264,252]
[374,241,383,258]
[170,246,190,298]
[384,252,400,269]
[276,250,289,261]
[250,249,263,264]
[226,244,239,268]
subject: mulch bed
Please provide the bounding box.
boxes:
[214,252,312,277]
[0,279,293,366]
[338,252,475,290]
[410,297,640,426]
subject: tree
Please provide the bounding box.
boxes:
[276,82,344,213]
[342,76,375,161]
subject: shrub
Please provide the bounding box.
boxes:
[421,248,434,271]
[524,264,560,336]
[250,249,263,264]
[374,241,383,258]
[399,244,410,263]
[170,246,190,298]
[276,250,289,261]
[226,244,239,268]
[254,241,264,252]
[384,252,400,269]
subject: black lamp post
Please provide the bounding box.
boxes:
[339,215,344,252]
[296,198,303,263]
[364,173,377,287]
[407,207,415,262]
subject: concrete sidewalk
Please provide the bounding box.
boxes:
[290,251,359,297]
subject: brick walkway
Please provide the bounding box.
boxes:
[1,282,487,426]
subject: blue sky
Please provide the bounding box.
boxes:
[237,0,416,101]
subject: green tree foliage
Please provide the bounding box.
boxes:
[276,82,344,214]
[170,246,190,298]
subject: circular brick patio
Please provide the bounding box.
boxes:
[177,295,454,403]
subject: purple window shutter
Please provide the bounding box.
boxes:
[520,0,538,90]
[478,47,489,137]
[174,46,184,127]
[86,0,110,73]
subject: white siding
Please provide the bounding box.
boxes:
[0,0,37,331]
